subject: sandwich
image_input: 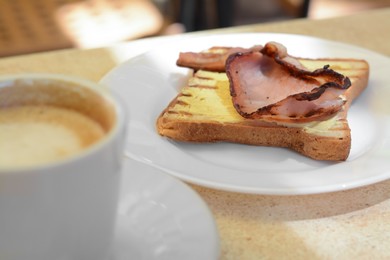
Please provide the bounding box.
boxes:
[156,42,369,161]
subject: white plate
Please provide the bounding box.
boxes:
[110,158,220,260]
[101,33,390,195]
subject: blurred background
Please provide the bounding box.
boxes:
[0,0,389,57]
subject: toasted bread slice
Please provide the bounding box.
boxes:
[156,58,369,161]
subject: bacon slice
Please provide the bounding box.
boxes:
[226,42,351,123]
[176,46,262,72]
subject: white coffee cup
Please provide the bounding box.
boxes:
[0,74,127,260]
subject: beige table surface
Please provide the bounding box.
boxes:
[1,8,389,259]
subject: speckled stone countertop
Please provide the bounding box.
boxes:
[1,8,389,259]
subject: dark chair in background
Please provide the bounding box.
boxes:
[174,0,311,32]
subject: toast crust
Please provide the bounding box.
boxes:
[157,57,369,161]
[157,117,351,161]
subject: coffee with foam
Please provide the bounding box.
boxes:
[0,77,116,168]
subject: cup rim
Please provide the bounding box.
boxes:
[0,73,127,173]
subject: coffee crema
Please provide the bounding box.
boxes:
[0,105,105,168]
[0,77,116,168]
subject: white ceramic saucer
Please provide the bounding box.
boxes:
[109,158,220,260]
